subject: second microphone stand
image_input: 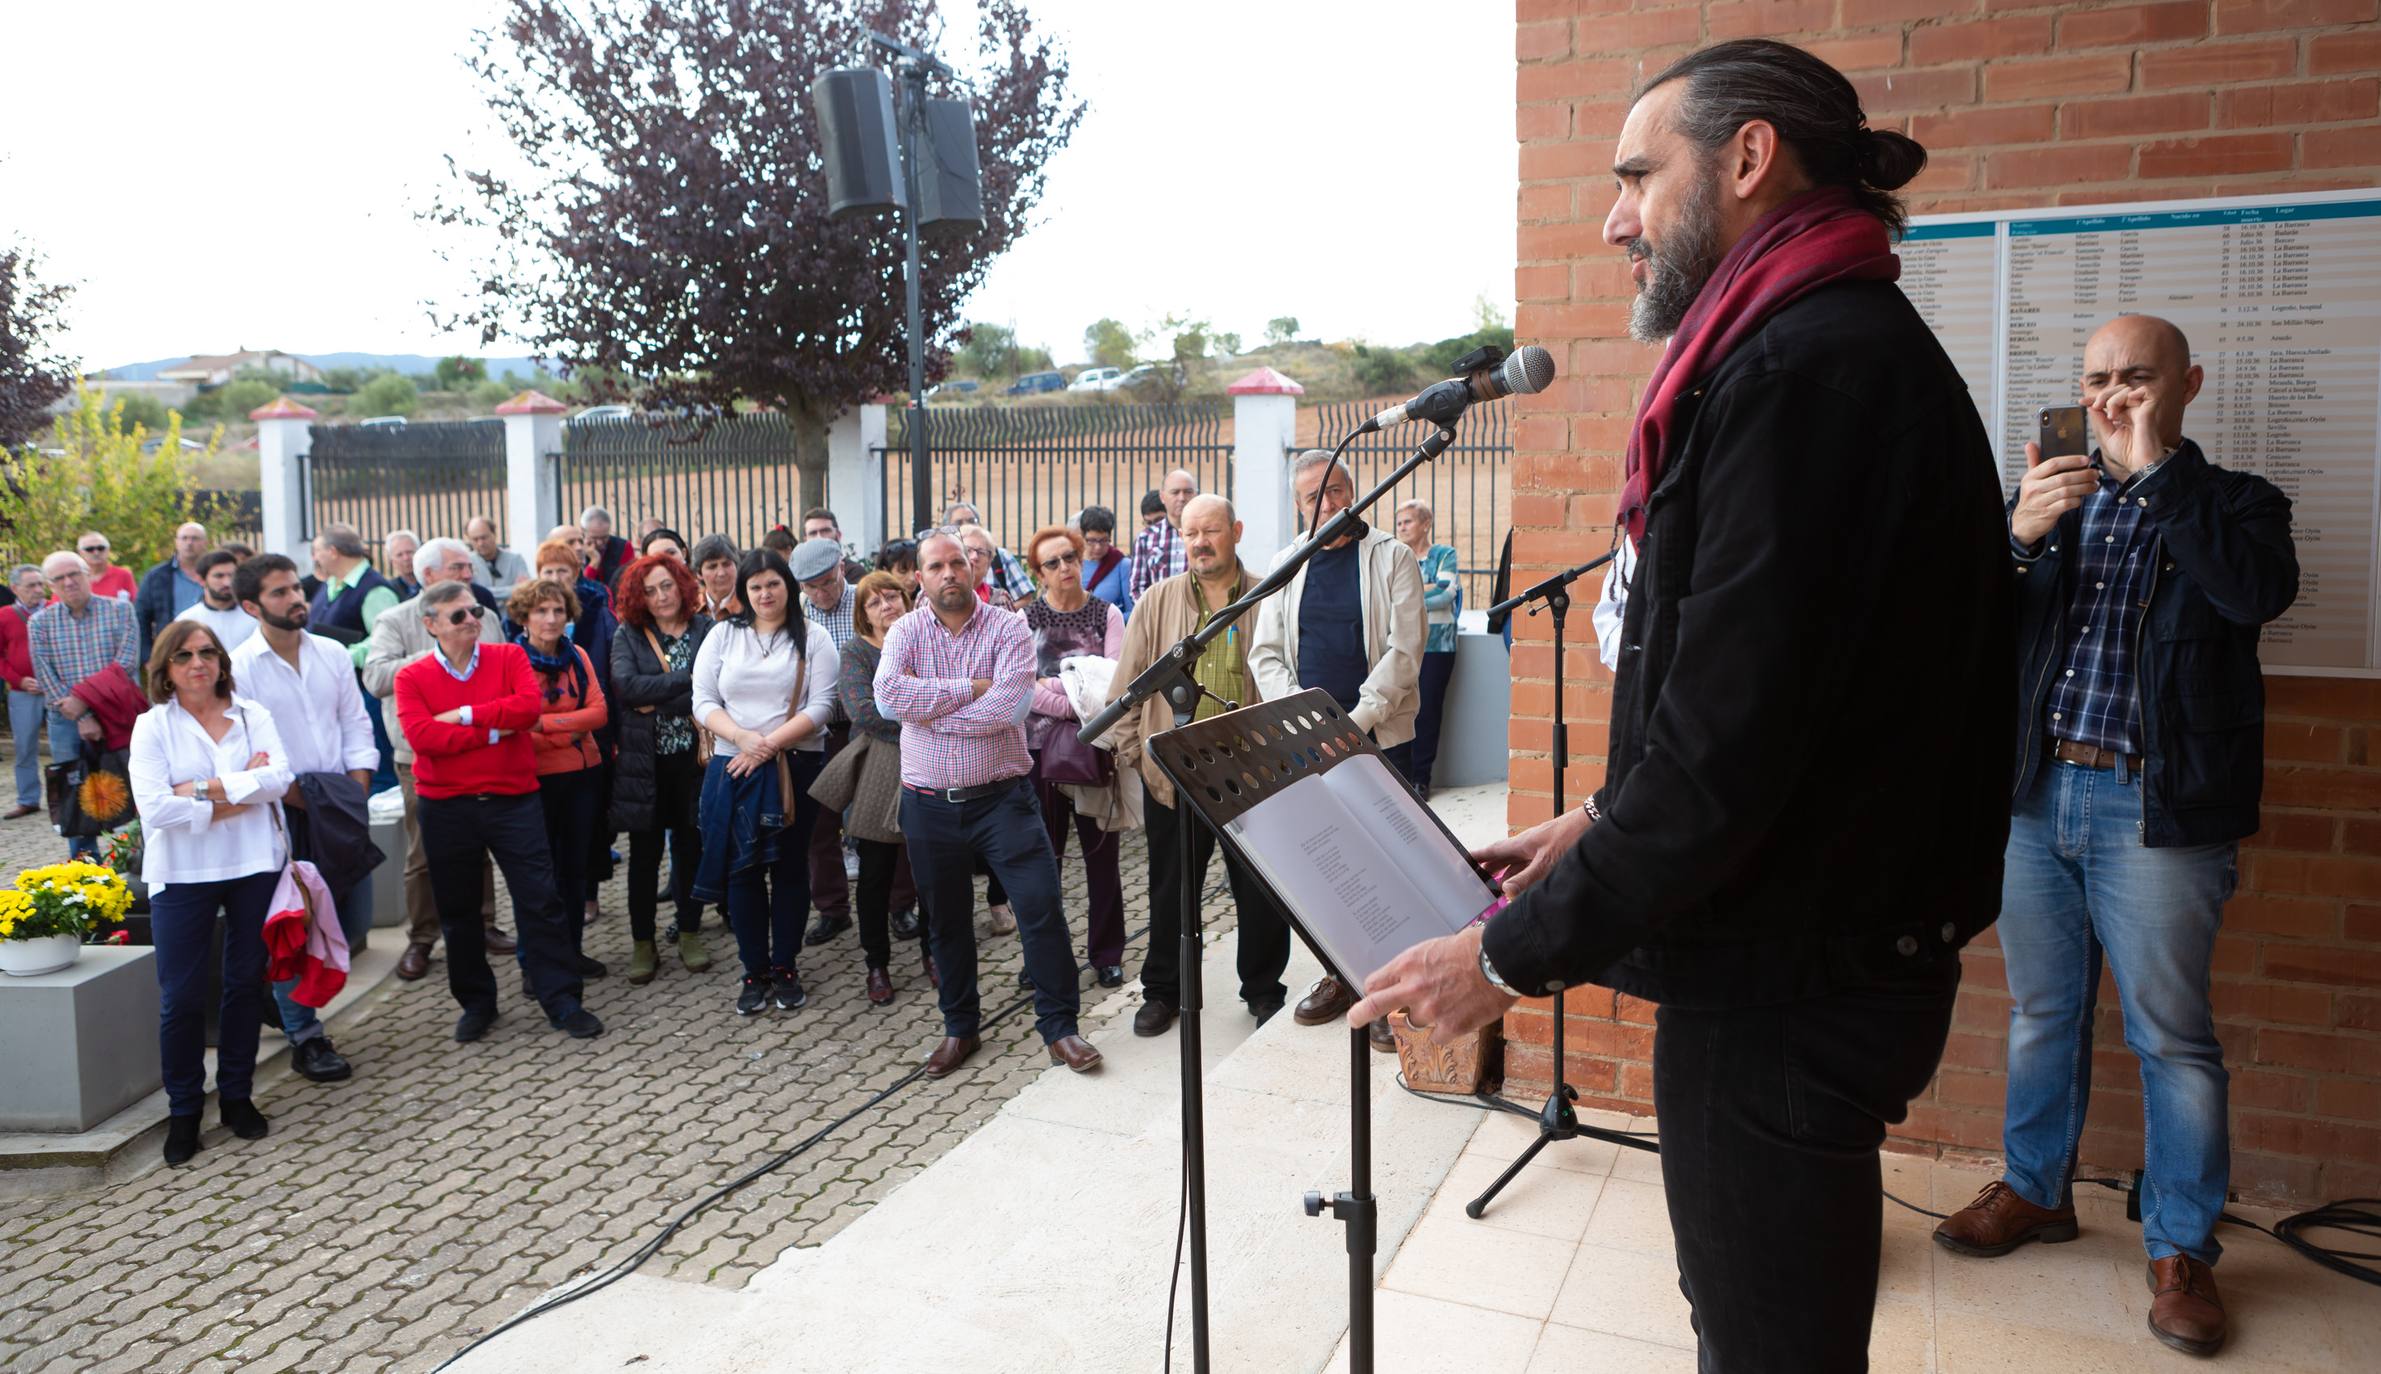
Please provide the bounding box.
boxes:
[1466,549,1656,1219]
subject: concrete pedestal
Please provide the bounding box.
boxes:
[0,947,162,1131]
[1434,630,1512,789]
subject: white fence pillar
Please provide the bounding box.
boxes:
[828,403,889,557]
[497,390,568,552]
[250,397,318,559]
[1227,367,1303,569]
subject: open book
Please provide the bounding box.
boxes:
[1223,753,1499,995]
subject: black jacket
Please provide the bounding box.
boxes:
[1483,279,2016,1009]
[134,559,188,664]
[609,614,714,831]
[2009,439,2295,847]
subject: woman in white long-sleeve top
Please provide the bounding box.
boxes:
[690,548,839,1018]
[128,619,295,1167]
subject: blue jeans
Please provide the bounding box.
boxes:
[9,688,47,808]
[272,872,374,1045]
[47,711,94,857]
[1998,761,2236,1264]
[150,870,279,1117]
[899,778,1080,1045]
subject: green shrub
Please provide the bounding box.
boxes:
[351,372,419,418]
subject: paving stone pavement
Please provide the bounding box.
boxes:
[0,775,1243,1374]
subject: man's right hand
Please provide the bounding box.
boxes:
[75,715,102,743]
[2010,441,2098,548]
[970,678,993,699]
[1471,806,1595,902]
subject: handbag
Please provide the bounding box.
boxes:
[772,633,811,821]
[638,625,713,760]
[48,741,136,837]
[1036,719,1113,786]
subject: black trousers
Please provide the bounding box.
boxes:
[1654,959,1960,1372]
[418,790,585,1021]
[898,779,1079,1044]
[1139,793,1292,1009]
[537,768,599,957]
[626,750,704,942]
[855,839,922,969]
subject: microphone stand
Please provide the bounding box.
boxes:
[1465,548,1658,1219]
[1078,422,1463,1374]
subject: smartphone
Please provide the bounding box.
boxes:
[2038,404,2090,460]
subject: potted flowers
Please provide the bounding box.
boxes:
[0,862,137,977]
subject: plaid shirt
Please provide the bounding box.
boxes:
[990,546,1034,602]
[873,599,1036,790]
[2038,455,2170,756]
[803,581,858,652]
[29,595,139,707]
[1128,520,1186,601]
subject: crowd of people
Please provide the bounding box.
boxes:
[6,477,1463,1160]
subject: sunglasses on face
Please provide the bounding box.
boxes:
[80,544,107,554]
[1038,551,1082,572]
[170,647,221,665]
[446,605,487,626]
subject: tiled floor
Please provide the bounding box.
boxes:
[1338,1107,2375,1372]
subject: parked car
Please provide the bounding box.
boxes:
[1005,370,1065,396]
[923,379,980,400]
[1119,363,1186,393]
[570,404,636,424]
[1067,367,1124,393]
[357,415,408,428]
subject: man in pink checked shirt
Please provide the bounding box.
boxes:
[874,532,1103,1081]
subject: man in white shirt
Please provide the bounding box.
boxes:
[231,553,381,1086]
[173,550,258,652]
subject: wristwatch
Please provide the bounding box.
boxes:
[1478,939,1519,995]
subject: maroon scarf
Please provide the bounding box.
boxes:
[1616,186,1901,544]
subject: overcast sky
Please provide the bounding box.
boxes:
[3,0,1517,372]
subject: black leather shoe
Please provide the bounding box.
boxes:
[454,1006,497,1042]
[218,1098,269,1140]
[1133,999,1178,1037]
[554,1007,605,1039]
[291,1037,353,1083]
[577,954,609,978]
[1095,964,1126,988]
[163,1113,203,1166]
[804,912,853,947]
[890,906,922,941]
[1248,998,1285,1027]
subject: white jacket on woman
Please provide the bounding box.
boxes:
[128,695,294,890]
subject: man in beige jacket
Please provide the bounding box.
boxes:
[1249,450,1426,1041]
[361,536,511,980]
[1109,494,1293,1036]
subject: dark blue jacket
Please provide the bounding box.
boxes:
[134,559,192,665]
[2010,439,2296,847]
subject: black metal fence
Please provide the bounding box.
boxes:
[879,402,1234,546]
[305,421,510,554]
[558,414,811,550]
[1309,399,1511,610]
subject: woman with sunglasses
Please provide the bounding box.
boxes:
[690,549,839,1016]
[128,620,294,1166]
[1020,524,1129,987]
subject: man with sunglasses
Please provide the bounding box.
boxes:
[364,537,514,982]
[396,581,600,1042]
[76,532,136,602]
[30,549,141,856]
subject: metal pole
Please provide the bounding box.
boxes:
[898,61,932,537]
[1178,789,1211,1371]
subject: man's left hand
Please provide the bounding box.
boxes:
[1345,924,1516,1039]
[2091,384,2160,480]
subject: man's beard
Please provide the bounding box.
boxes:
[1628,167,1725,345]
[263,603,308,632]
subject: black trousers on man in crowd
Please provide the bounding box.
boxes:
[1653,959,1960,1371]
[419,791,587,1022]
[898,779,1081,1046]
[1139,793,1292,1013]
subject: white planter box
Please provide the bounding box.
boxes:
[0,947,162,1131]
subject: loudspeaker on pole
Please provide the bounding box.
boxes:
[813,67,904,220]
[916,97,986,237]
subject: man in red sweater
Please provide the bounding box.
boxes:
[394,581,601,1042]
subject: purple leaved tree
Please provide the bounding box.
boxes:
[430,0,1082,492]
[0,247,74,450]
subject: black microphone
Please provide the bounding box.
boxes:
[1363,344,1557,432]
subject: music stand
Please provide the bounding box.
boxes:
[1149,688,1495,1374]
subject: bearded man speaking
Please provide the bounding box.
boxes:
[1351,40,2015,1366]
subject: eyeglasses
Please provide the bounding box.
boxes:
[1037,551,1082,572]
[79,544,107,554]
[445,605,487,626]
[170,647,221,665]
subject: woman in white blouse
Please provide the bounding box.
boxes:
[128,619,294,1167]
[690,548,839,1018]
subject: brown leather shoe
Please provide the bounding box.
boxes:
[396,942,432,981]
[1933,1180,2080,1257]
[1294,976,1354,1026]
[2148,1255,2226,1356]
[1047,1034,1103,1073]
[482,925,518,955]
[2,803,39,820]
[865,966,894,1006]
[923,1035,980,1079]
[1367,1017,1396,1053]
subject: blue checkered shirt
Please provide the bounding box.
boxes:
[2038,456,2171,756]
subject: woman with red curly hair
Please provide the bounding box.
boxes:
[609,552,717,982]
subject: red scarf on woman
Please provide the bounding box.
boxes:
[1616,186,1901,544]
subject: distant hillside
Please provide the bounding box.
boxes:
[100,352,545,382]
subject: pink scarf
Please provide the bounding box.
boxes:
[1616,187,1901,543]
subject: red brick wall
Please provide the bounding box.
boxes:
[1507,0,2381,1207]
